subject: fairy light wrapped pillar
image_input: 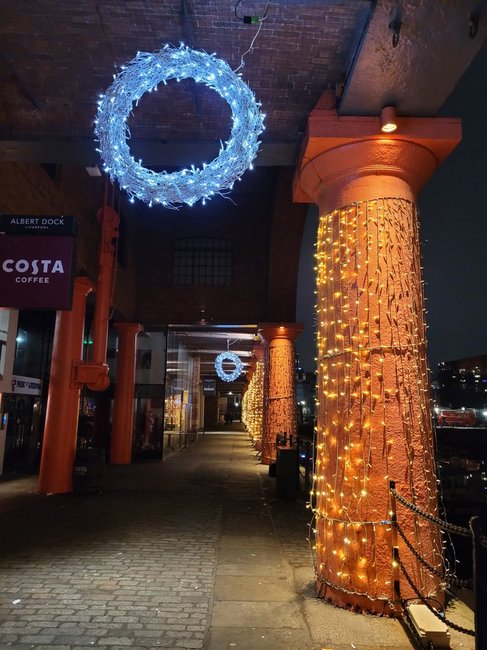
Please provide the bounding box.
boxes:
[258,324,303,465]
[293,106,461,614]
[242,345,264,448]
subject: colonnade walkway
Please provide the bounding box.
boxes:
[0,432,474,649]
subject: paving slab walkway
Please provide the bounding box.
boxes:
[0,432,475,649]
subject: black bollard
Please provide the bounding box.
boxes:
[276,445,299,500]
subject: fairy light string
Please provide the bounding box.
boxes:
[312,197,443,610]
[215,351,243,382]
[95,43,265,208]
[242,356,264,446]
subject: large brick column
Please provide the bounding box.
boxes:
[294,108,461,614]
[258,323,302,465]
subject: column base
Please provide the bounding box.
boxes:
[315,579,400,617]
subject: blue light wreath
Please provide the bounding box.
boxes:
[215,352,243,382]
[94,43,265,208]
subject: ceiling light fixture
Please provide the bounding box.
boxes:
[85,165,101,177]
[381,106,397,133]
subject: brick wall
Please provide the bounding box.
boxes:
[0,162,306,326]
[266,168,308,322]
[0,161,137,320]
[133,167,305,325]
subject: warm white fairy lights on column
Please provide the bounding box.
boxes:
[242,357,264,446]
[95,44,265,208]
[259,324,302,464]
[312,198,443,613]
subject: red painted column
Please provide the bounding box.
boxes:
[110,322,143,464]
[294,109,461,614]
[90,205,119,367]
[258,323,303,464]
[38,277,94,494]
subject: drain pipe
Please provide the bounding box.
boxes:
[72,204,118,391]
[38,204,119,493]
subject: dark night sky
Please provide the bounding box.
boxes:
[420,43,487,376]
[295,204,318,373]
[295,43,487,377]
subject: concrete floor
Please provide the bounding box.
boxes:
[0,432,476,649]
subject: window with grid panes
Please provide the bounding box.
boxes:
[172,238,232,286]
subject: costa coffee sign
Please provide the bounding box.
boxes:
[2,258,65,279]
[0,234,75,310]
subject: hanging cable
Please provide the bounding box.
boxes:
[234,2,270,73]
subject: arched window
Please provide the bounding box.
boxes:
[172,238,232,286]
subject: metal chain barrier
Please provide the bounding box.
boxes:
[397,556,475,637]
[396,522,473,589]
[390,487,472,537]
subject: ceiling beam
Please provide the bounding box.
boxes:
[340,0,487,116]
[0,139,299,167]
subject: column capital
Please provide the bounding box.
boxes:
[252,342,265,361]
[293,111,461,210]
[114,322,144,337]
[258,322,303,343]
[73,275,95,297]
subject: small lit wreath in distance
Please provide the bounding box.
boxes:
[94,43,265,208]
[215,352,243,382]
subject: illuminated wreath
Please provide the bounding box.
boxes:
[94,44,265,208]
[215,352,243,382]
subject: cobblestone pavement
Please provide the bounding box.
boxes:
[0,433,315,650]
[0,433,474,650]
[0,434,231,649]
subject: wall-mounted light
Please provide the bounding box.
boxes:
[381,106,397,133]
[85,165,102,177]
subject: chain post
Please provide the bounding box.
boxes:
[470,516,486,650]
[389,480,401,604]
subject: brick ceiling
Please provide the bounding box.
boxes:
[1,1,485,368]
[1,1,484,170]
[0,1,372,146]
